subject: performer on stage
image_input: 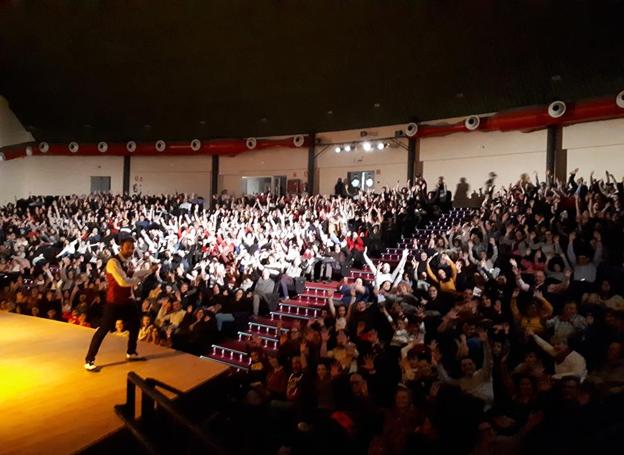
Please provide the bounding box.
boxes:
[84,237,149,371]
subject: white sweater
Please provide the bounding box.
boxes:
[532,333,587,381]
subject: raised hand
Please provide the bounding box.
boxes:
[362,354,375,371]
[429,340,441,365]
[533,289,543,300]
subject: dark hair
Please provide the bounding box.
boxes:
[119,237,135,247]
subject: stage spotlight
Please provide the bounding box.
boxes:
[376,142,384,150]
[335,146,342,154]
[363,141,372,151]
[344,145,351,152]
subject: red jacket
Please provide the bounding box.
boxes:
[347,236,365,252]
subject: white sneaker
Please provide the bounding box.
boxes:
[84,361,98,371]
[126,352,145,361]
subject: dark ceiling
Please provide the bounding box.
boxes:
[1,0,623,143]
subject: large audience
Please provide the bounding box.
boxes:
[1,169,623,454]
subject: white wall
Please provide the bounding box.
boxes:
[563,118,624,180]
[24,156,124,196]
[0,156,123,203]
[420,130,548,196]
[219,148,307,196]
[0,158,26,204]
[131,155,212,199]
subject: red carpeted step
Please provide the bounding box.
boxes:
[242,329,280,341]
[252,316,298,329]
[304,281,340,290]
[205,353,250,371]
[217,340,251,354]
[282,298,327,308]
[238,331,280,350]
[270,311,312,321]
[291,295,331,305]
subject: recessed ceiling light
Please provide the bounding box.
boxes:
[144,124,152,129]
[327,110,334,115]
[551,75,562,82]
[260,117,268,123]
[456,92,465,99]
[199,120,207,125]
[374,103,381,108]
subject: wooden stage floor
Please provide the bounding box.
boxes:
[0,312,228,455]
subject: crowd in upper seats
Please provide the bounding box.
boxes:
[1,169,623,454]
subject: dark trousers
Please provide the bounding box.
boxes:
[85,301,140,363]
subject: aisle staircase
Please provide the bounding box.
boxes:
[205,271,372,370]
[206,207,474,370]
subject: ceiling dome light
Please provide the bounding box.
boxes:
[362,142,372,151]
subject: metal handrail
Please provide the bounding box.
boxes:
[115,371,226,455]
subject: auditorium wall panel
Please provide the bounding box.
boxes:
[563,118,624,181]
[4,119,624,204]
[419,129,547,196]
[2,156,124,200]
[219,148,308,195]
[130,156,212,199]
[0,158,26,204]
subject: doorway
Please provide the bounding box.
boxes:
[242,176,287,196]
[90,176,111,193]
